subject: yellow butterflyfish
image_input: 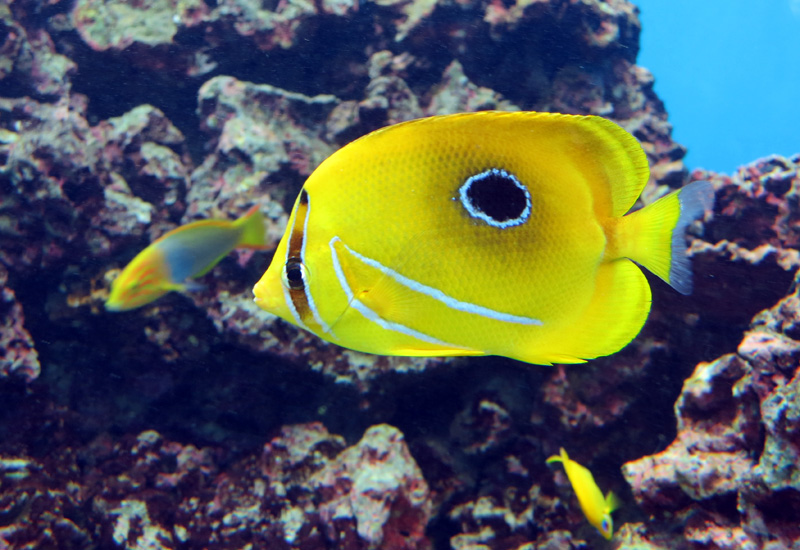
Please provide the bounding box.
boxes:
[253,111,713,364]
[547,447,620,540]
[106,206,266,311]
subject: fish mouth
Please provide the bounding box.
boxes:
[252,279,280,311]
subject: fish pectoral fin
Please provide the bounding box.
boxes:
[547,448,570,465]
[338,242,443,327]
[355,278,428,325]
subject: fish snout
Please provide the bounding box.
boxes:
[252,275,283,313]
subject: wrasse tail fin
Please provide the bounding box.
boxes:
[615,180,714,295]
[605,491,621,513]
[234,205,268,249]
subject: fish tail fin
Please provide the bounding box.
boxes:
[546,447,569,465]
[605,491,621,512]
[613,181,714,295]
[234,205,267,248]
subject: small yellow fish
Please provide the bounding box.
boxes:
[547,447,620,540]
[106,206,266,311]
[253,111,713,364]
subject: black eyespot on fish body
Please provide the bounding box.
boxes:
[282,257,308,290]
[459,168,531,228]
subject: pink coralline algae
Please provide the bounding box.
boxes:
[186,75,336,223]
[0,266,39,381]
[0,96,189,269]
[0,424,430,549]
[0,4,76,98]
[3,0,800,547]
[73,0,210,52]
[620,155,800,549]
[311,424,432,549]
[185,423,433,549]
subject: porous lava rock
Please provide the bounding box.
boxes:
[621,155,800,549]
[3,0,799,548]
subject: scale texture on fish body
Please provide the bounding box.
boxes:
[253,111,713,364]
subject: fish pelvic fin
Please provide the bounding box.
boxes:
[234,205,267,249]
[610,180,714,295]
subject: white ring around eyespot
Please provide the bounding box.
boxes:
[458,168,532,228]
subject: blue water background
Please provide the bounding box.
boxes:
[635,0,800,174]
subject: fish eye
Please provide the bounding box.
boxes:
[601,517,611,533]
[282,257,307,290]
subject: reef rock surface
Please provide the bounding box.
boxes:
[1,0,685,389]
[620,156,800,550]
[1,0,799,548]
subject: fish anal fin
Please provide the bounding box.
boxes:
[390,347,484,357]
[520,260,650,362]
[535,354,585,365]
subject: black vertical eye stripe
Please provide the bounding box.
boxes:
[283,257,306,290]
[285,189,311,321]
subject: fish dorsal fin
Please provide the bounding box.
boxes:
[560,114,651,218]
[363,111,650,218]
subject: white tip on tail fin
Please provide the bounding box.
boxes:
[616,180,714,296]
[235,205,267,249]
[668,181,715,295]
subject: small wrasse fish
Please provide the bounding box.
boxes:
[253,111,713,364]
[106,206,266,311]
[547,447,620,540]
